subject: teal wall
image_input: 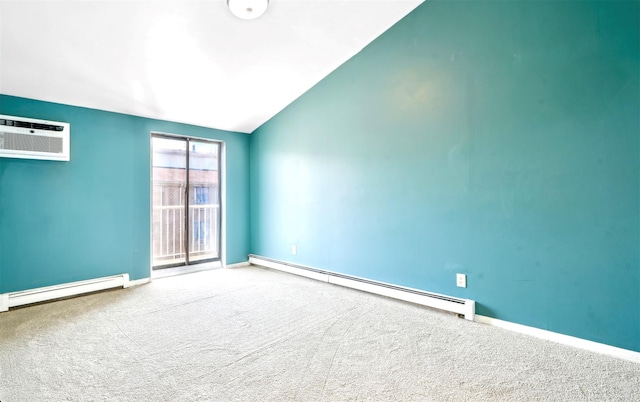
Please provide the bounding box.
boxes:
[250,1,640,351]
[0,95,250,292]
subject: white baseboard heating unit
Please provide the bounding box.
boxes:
[248,255,475,321]
[0,274,130,312]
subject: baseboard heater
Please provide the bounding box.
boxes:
[248,255,475,321]
[0,274,130,312]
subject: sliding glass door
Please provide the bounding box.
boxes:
[152,134,221,268]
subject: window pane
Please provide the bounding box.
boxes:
[188,140,220,262]
[152,137,187,266]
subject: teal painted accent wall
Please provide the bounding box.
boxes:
[0,95,250,292]
[250,1,640,351]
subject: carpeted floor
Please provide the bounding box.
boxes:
[1,266,638,401]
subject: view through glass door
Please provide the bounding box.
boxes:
[152,135,221,268]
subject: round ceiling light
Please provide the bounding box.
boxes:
[227,0,269,20]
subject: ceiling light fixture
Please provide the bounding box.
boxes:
[227,0,269,20]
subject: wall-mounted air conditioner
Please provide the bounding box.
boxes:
[0,114,70,161]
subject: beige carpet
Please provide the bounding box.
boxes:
[0,266,638,401]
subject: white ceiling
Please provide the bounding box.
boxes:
[0,0,422,133]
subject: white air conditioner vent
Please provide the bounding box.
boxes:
[0,114,70,161]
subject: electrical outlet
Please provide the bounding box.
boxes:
[456,273,466,288]
[291,245,297,255]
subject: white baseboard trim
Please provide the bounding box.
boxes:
[0,293,8,312]
[475,315,640,364]
[250,256,330,282]
[249,255,475,320]
[0,274,130,312]
[225,261,250,269]
[125,278,150,288]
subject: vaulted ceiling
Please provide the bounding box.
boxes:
[0,1,423,133]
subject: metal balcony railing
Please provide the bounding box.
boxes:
[152,204,220,265]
